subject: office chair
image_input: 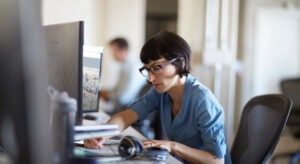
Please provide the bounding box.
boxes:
[231,94,292,164]
[272,78,300,164]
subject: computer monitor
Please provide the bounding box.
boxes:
[82,45,103,113]
[0,0,53,163]
[45,21,84,125]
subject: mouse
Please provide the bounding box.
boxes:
[142,147,169,161]
[83,114,98,120]
[144,147,168,151]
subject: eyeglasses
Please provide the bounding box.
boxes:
[139,57,179,77]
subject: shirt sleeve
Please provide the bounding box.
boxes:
[195,95,227,159]
[127,87,160,121]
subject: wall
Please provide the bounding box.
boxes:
[178,0,240,145]
[42,0,146,89]
[178,0,206,63]
[103,0,146,60]
[237,0,300,129]
[42,0,104,45]
[253,8,300,95]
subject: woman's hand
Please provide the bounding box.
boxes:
[84,137,106,149]
[142,139,175,152]
[84,109,139,149]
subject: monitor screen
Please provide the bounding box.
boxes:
[82,45,103,113]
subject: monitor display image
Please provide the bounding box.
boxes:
[82,45,103,113]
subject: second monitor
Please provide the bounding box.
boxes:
[82,45,103,113]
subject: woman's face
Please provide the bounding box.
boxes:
[144,58,179,93]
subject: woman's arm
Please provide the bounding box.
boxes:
[106,108,139,131]
[172,141,224,164]
[84,109,139,148]
[142,140,224,164]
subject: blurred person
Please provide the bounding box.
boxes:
[86,32,230,164]
[101,38,146,115]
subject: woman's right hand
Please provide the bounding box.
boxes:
[84,137,106,149]
[83,109,139,149]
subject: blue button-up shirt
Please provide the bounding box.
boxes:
[128,74,227,162]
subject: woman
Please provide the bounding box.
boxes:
[85,31,228,164]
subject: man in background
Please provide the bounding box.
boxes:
[101,38,146,115]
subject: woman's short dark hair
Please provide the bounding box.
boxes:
[140,31,191,77]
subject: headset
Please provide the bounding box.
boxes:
[118,136,169,161]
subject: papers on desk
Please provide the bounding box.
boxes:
[73,147,123,162]
[74,124,120,141]
[74,146,119,157]
[75,124,118,132]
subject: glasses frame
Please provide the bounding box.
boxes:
[139,57,179,77]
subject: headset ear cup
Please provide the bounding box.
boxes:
[118,136,135,158]
[118,136,144,159]
[130,136,144,154]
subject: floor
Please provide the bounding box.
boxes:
[267,127,300,164]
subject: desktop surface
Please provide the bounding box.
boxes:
[78,112,182,164]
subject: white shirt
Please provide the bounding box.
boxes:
[109,56,146,106]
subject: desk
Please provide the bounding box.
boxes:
[82,112,182,164]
